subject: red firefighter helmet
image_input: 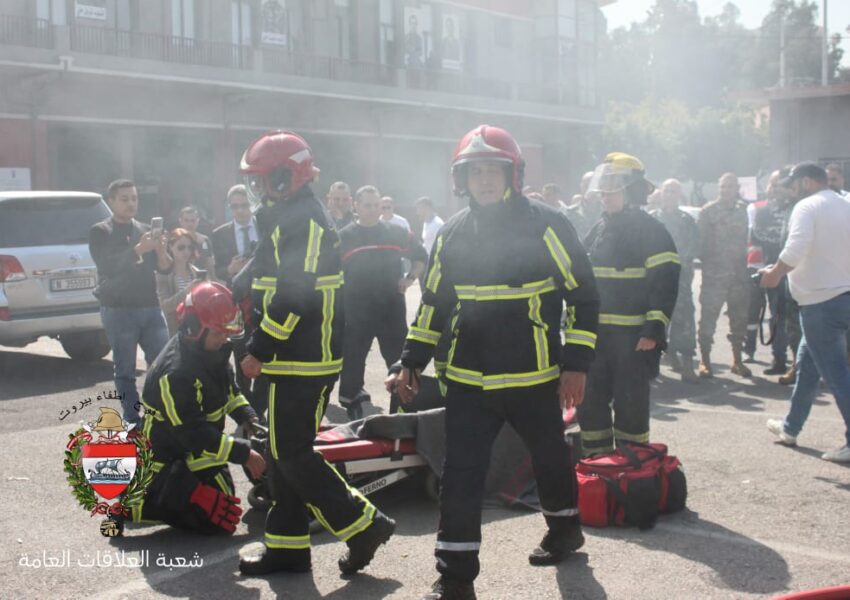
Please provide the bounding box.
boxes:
[451,125,525,195]
[177,281,244,341]
[239,130,320,202]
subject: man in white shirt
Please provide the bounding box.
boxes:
[760,162,850,462]
[379,195,411,232]
[416,196,444,255]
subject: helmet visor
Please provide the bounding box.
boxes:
[245,174,265,204]
[587,163,636,195]
[215,308,244,337]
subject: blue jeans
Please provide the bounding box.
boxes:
[100,306,170,426]
[783,293,850,446]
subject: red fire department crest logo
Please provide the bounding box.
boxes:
[64,407,154,536]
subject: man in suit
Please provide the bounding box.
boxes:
[212,185,258,287]
[212,184,264,419]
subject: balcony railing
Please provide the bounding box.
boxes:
[0,15,54,49]
[261,48,394,87]
[70,24,251,70]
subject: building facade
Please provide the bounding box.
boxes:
[0,0,610,224]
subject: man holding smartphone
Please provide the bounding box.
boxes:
[89,179,172,426]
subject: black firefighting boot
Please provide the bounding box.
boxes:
[421,576,477,600]
[239,548,311,576]
[698,348,714,379]
[764,357,788,375]
[730,343,752,377]
[338,512,396,575]
[528,519,585,566]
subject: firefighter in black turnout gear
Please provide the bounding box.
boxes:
[578,153,680,457]
[398,125,600,600]
[137,281,265,533]
[236,131,395,577]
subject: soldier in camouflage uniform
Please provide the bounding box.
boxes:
[697,173,752,378]
[651,179,699,382]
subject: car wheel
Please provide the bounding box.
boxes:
[60,331,111,361]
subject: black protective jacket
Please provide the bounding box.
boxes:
[401,194,599,391]
[583,207,680,343]
[141,335,256,472]
[246,187,344,377]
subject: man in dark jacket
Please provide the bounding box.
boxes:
[237,131,395,577]
[338,184,427,419]
[398,125,599,600]
[579,153,680,457]
[137,281,265,533]
[89,179,172,426]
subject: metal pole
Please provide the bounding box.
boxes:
[822,0,829,85]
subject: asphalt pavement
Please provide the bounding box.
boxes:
[1,278,849,600]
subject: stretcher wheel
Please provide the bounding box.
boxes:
[424,470,440,503]
[247,482,272,512]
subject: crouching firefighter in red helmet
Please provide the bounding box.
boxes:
[135,281,265,533]
[397,125,600,600]
[578,153,680,457]
[236,130,395,576]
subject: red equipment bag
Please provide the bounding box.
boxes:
[576,442,686,529]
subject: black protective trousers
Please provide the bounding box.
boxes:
[338,297,407,401]
[577,327,657,457]
[263,375,377,554]
[436,380,579,583]
[135,460,234,535]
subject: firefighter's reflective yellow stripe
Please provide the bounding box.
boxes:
[141,401,164,424]
[320,288,335,361]
[225,389,250,413]
[528,293,549,371]
[304,219,323,273]
[268,382,279,459]
[205,405,226,422]
[315,272,344,289]
[260,312,300,341]
[646,310,670,327]
[593,266,646,279]
[159,375,183,426]
[580,428,614,441]
[542,507,580,517]
[306,459,376,541]
[150,460,165,473]
[271,226,281,267]
[614,428,650,443]
[186,433,234,471]
[265,533,310,550]
[645,251,680,269]
[261,359,343,376]
[565,329,597,349]
[425,236,444,293]
[455,277,557,301]
[598,313,646,326]
[314,386,327,433]
[434,360,448,373]
[445,364,560,390]
[416,304,435,330]
[408,326,440,346]
[252,273,343,292]
[436,541,481,552]
[214,472,233,496]
[252,277,276,291]
[543,227,579,290]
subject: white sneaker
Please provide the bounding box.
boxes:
[766,419,797,446]
[822,445,850,463]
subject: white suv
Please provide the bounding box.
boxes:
[0,191,112,361]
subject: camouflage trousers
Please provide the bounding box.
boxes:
[668,266,696,357]
[698,271,750,352]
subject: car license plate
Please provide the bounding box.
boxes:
[50,276,96,292]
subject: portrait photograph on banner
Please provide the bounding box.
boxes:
[441,12,463,70]
[261,0,288,46]
[403,7,430,69]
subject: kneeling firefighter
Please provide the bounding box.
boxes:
[237,130,395,576]
[136,281,265,533]
[578,153,680,457]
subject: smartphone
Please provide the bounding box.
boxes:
[150,217,164,236]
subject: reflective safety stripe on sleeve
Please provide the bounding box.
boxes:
[645,251,680,269]
[159,375,183,426]
[225,389,250,413]
[304,219,324,273]
[271,226,281,267]
[543,226,579,290]
[564,328,597,349]
[186,433,235,471]
[265,532,311,550]
[424,236,444,293]
[260,312,300,341]
[435,541,481,552]
[598,313,647,327]
[408,326,441,346]
[646,310,671,327]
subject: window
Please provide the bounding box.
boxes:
[0,197,111,248]
[494,17,512,48]
[379,0,394,65]
[171,0,195,39]
[116,0,135,30]
[232,1,252,45]
[36,0,67,25]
